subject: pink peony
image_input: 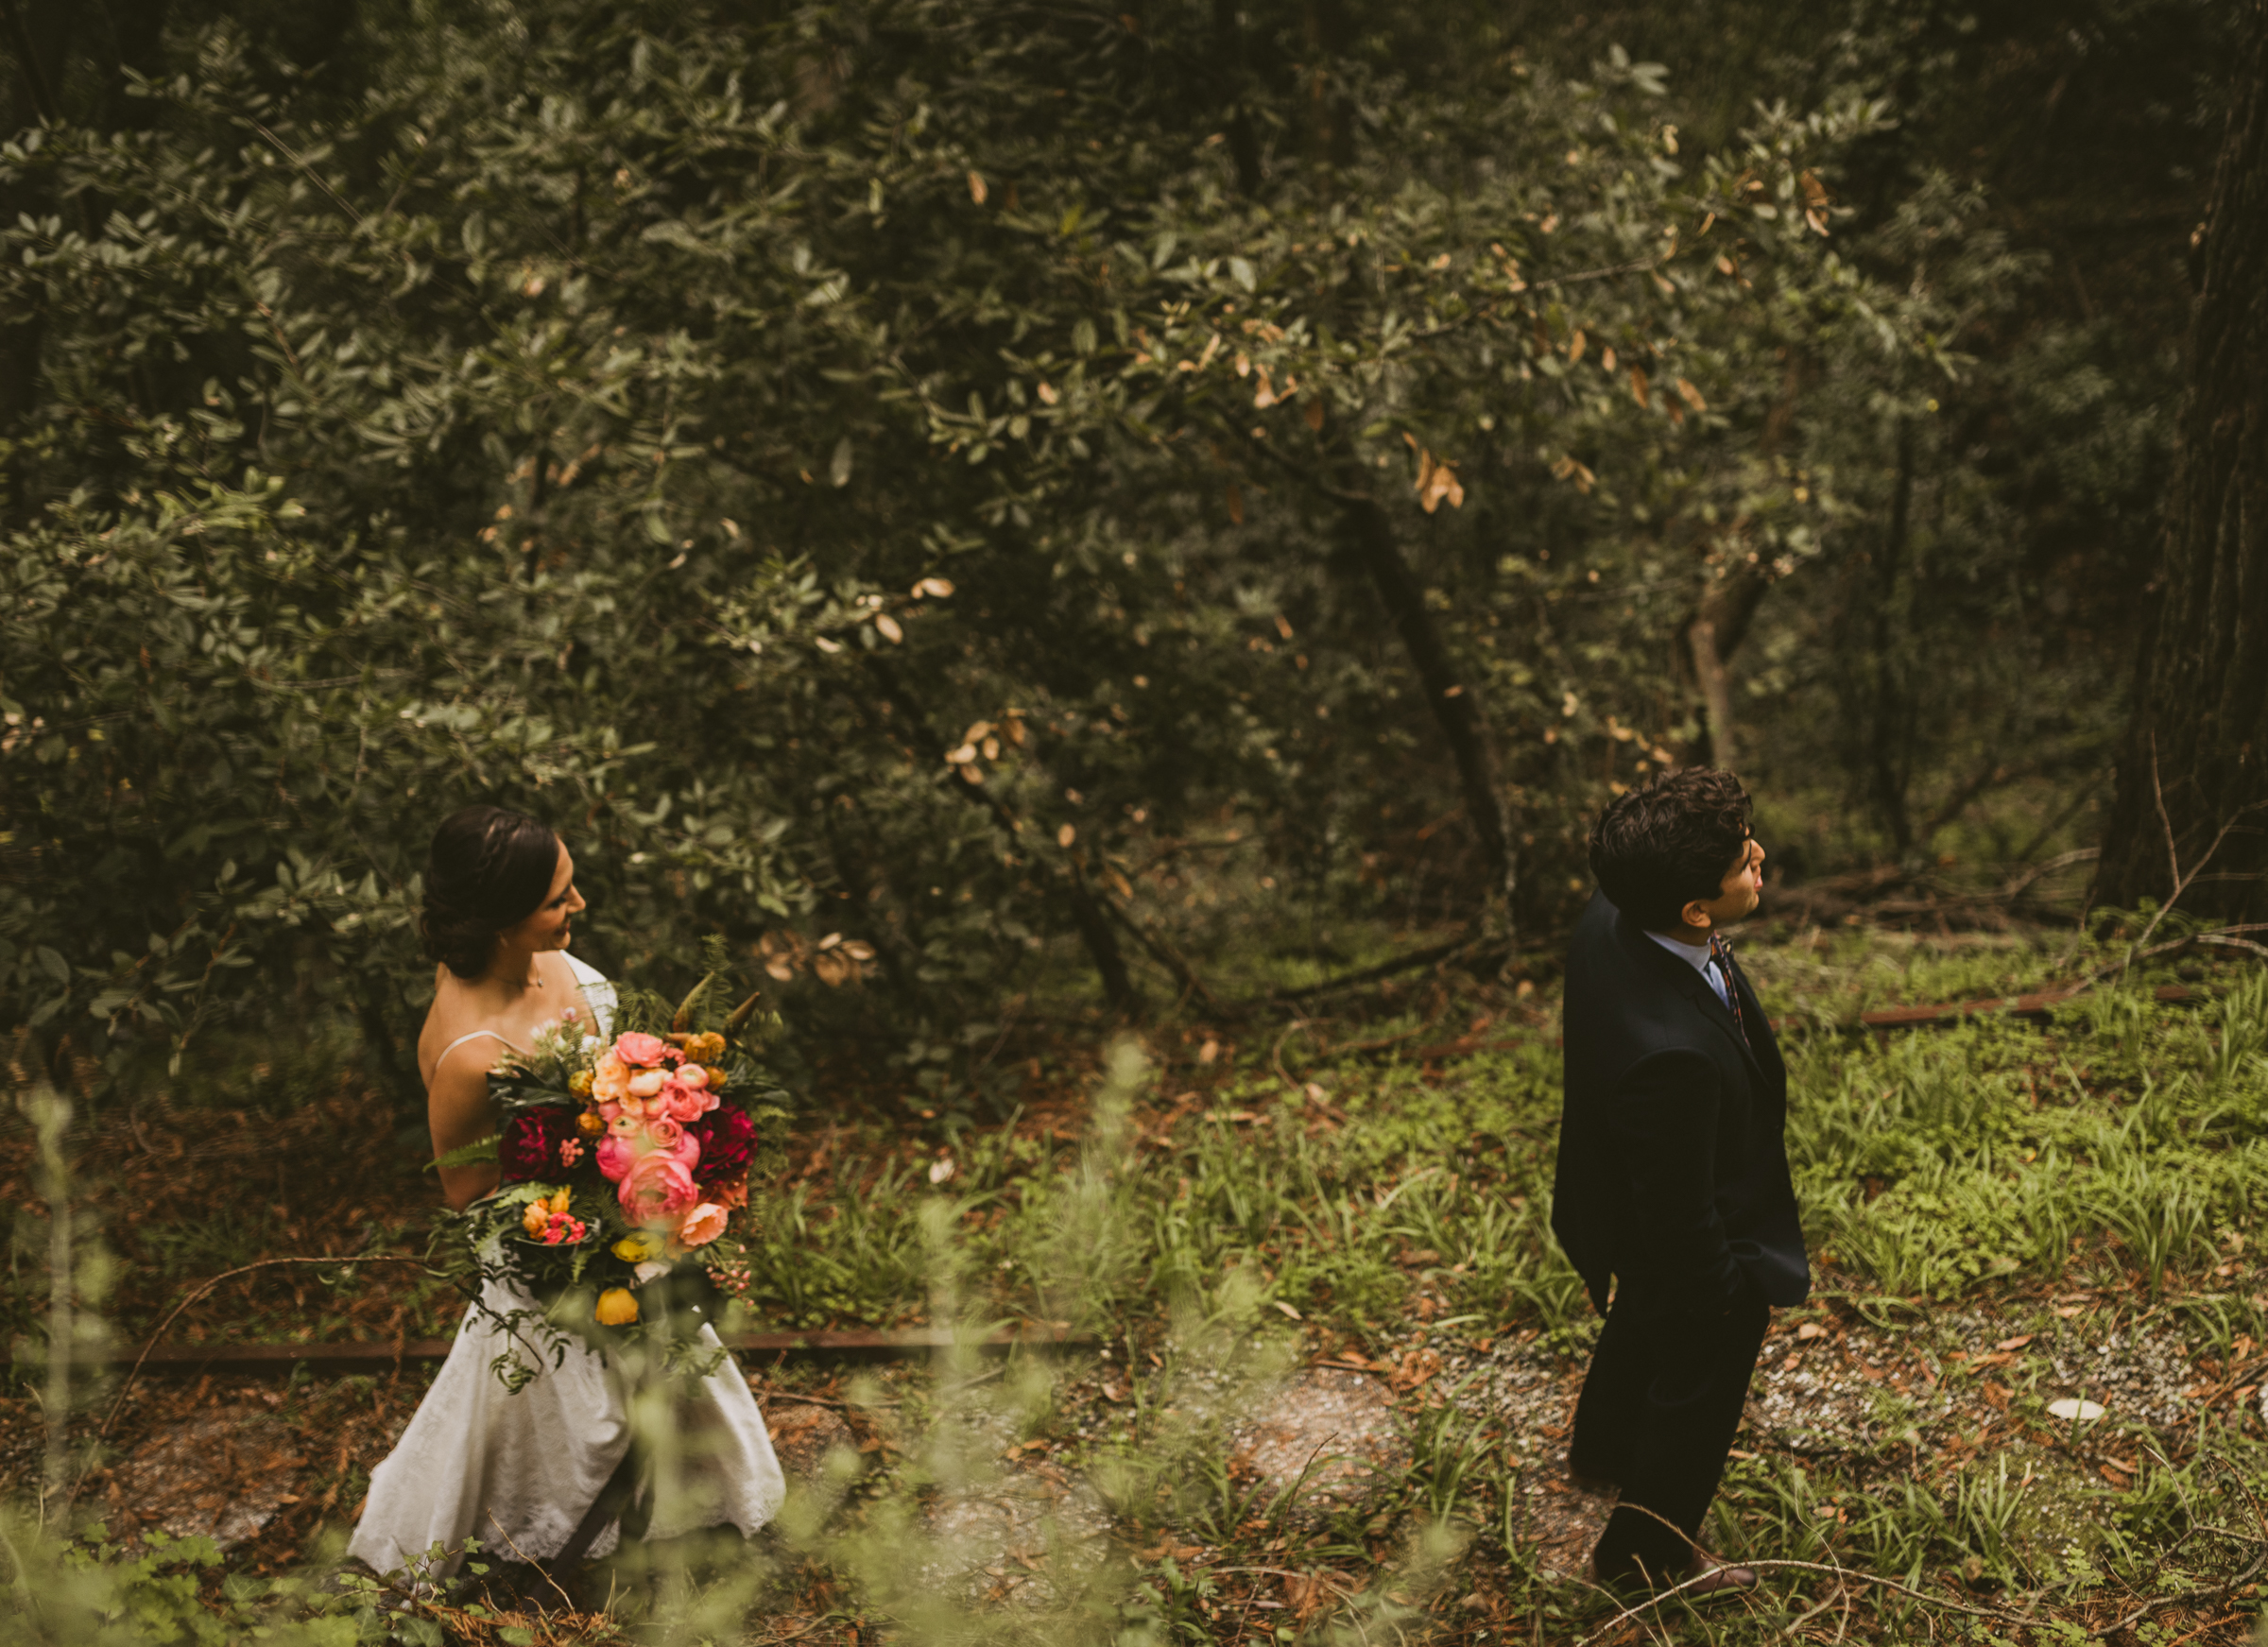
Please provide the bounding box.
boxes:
[640,1116,700,1168]
[614,1031,668,1068]
[596,1135,636,1182]
[663,1080,719,1124]
[619,1153,699,1225]
[678,1203,729,1247]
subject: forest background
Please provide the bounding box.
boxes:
[9,1,2268,1641]
[2,0,2262,1117]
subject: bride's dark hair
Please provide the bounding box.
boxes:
[421,805,562,980]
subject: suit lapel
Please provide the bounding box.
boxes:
[1680,961,1766,1080]
[1719,948,1784,1085]
[1620,915,1765,1080]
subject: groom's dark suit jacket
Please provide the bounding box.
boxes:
[1552,891,1809,1315]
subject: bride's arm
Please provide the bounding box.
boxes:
[428,1054,502,1211]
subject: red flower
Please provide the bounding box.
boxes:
[689,1104,756,1190]
[500,1107,579,1182]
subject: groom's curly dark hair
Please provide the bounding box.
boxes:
[421,805,561,979]
[1588,768,1754,932]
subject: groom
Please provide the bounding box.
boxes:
[1551,768,1808,1593]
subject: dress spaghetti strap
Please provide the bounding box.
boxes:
[424,1028,521,1089]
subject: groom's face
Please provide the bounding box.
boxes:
[1685,834,1764,933]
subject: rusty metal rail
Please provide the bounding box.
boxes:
[94,1324,1091,1377]
[1854,981,2198,1030]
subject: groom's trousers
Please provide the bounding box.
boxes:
[1568,1279,1771,1587]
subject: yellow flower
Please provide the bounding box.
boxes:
[576,1109,606,1136]
[546,1188,573,1215]
[593,1288,639,1327]
[681,1032,726,1064]
[611,1233,658,1263]
[569,1069,594,1097]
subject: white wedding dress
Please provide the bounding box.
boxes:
[348,955,785,1578]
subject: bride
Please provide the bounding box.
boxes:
[349,804,785,1578]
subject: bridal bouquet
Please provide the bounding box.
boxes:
[449,971,783,1377]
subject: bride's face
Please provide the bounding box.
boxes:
[500,842,585,957]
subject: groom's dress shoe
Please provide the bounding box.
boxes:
[1681,1553,1759,1597]
[1587,1549,1759,1598]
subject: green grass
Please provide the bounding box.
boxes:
[15,934,2268,1643]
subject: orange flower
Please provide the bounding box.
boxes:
[576,1109,606,1136]
[593,1288,639,1327]
[678,1203,729,1247]
[522,1201,551,1238]
[680,1032,727,1064]
[592,1052,631,1105]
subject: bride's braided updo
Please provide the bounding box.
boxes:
[421,805,562,980]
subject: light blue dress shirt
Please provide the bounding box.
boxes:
[1647,928,1735,1012]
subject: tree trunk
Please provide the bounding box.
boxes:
[1678,356,1800,771]
[1300,0,1355,171]
[1211,0,1263,196]
[1684,567,1770,769]
[2095,4,2268,919]
[1867,420,1918,856]
[1332,476,1518,918]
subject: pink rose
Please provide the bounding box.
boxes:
[678,1203,729,1247]
[592,1053,631,1105]
[596,1100,623,1123]
[619,1154,699,1225]
[640,1116,700,1167]
[663,1080,718,1124]
[673,1064,709,1090]
[608,1112,642,1138]
[596,1135,636,1182]
[614,1031,668,1068]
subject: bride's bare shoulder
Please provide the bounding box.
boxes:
[417,965,488,1084]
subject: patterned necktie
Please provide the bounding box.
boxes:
[1709,932,1748,1046]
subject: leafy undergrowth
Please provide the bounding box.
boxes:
[7,927,2268,1643]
